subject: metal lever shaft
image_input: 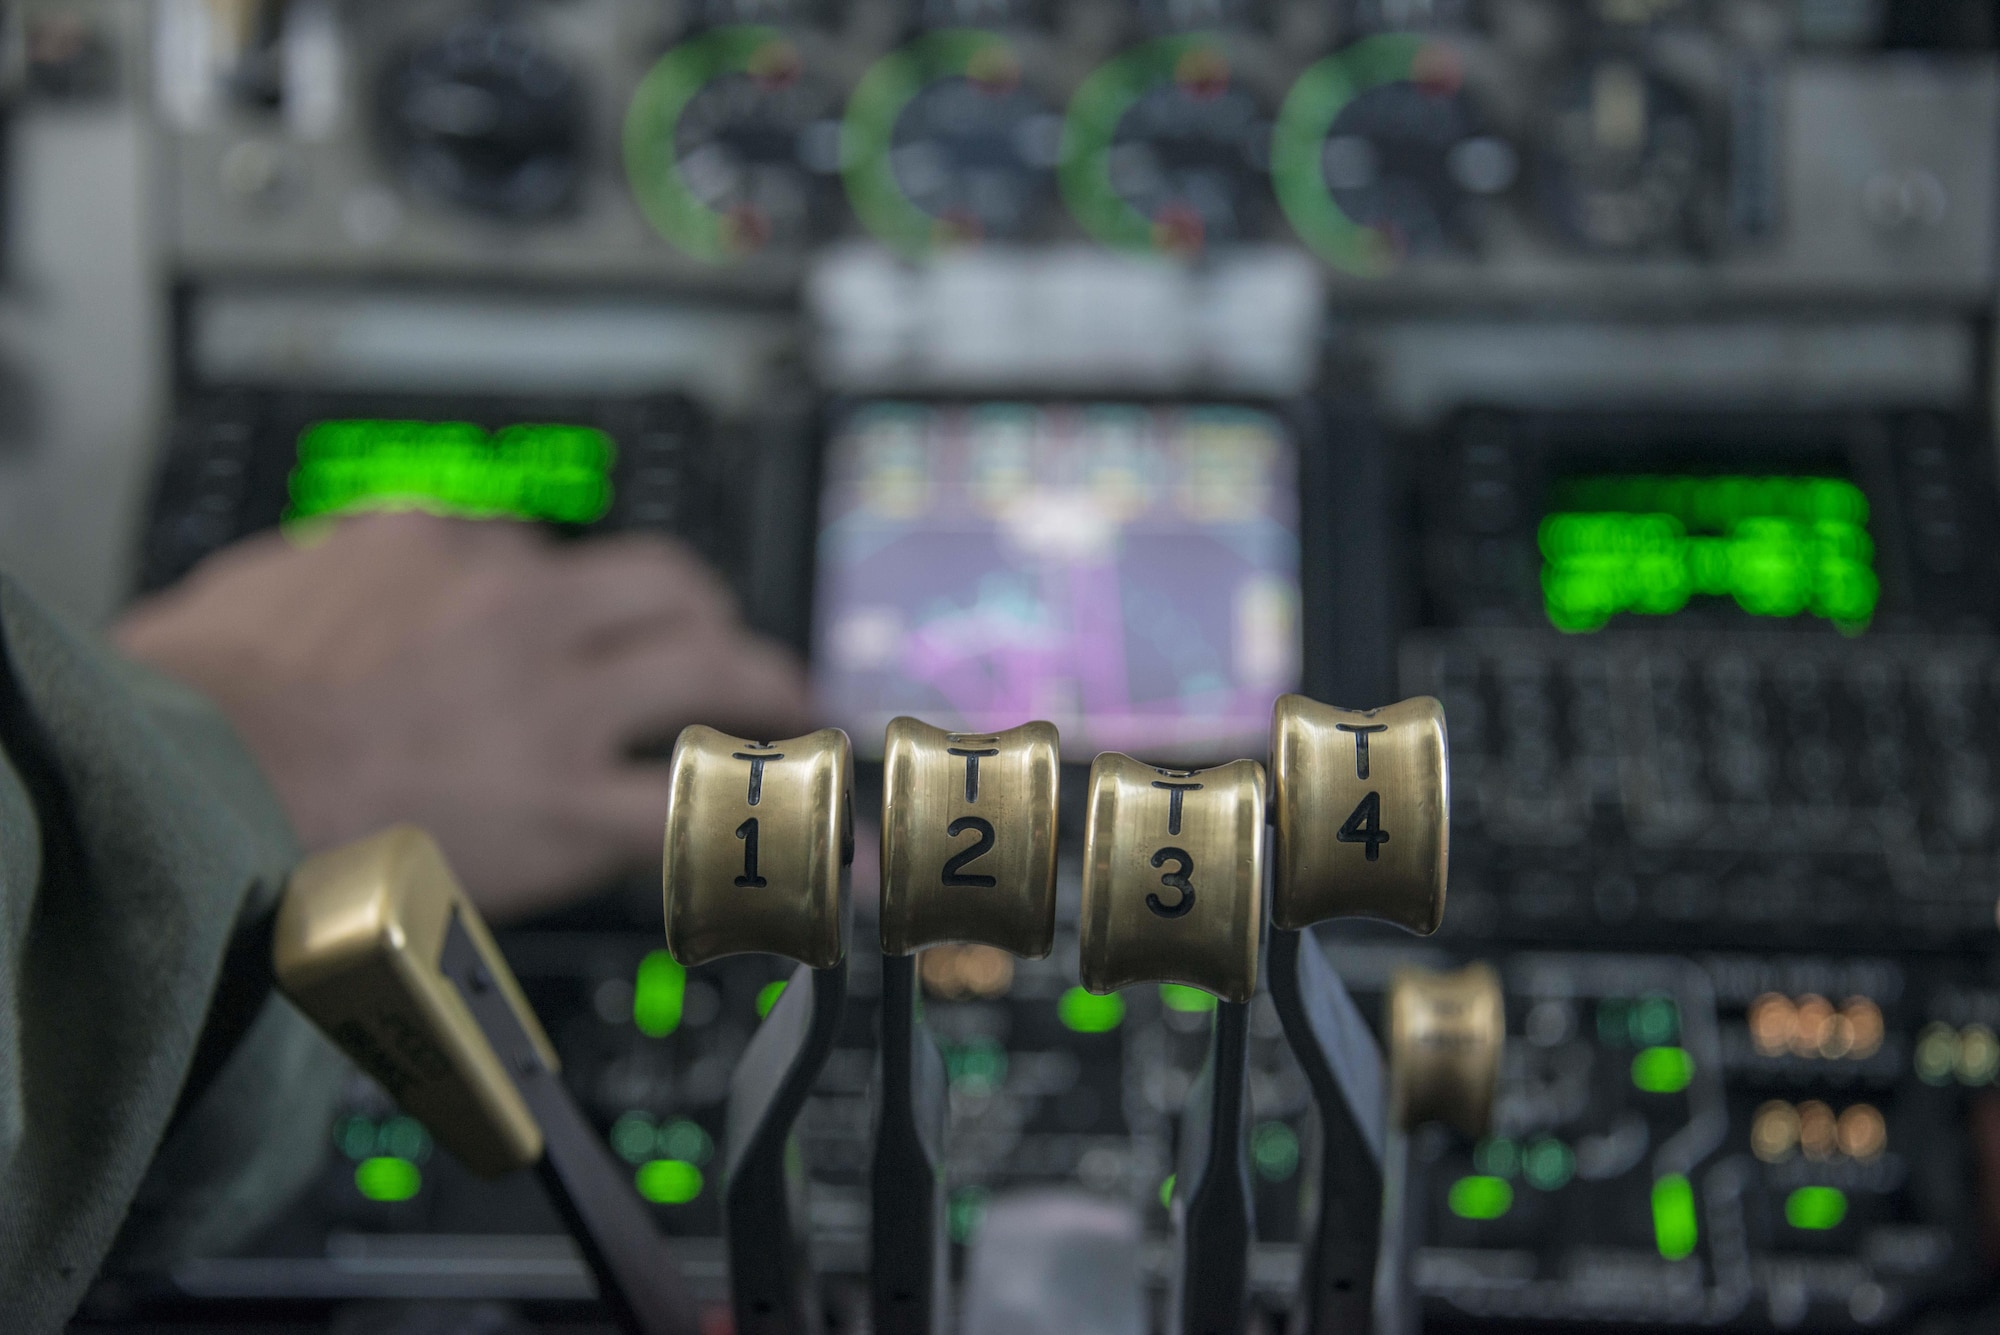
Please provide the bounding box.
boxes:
[439,911,697,1335]
[1171,998,1256,1335]
[871,952,950,1334]
[724,958,849,1335]
[1267,927,1390,1335]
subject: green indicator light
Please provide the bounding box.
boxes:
[1632,1046,1695,1095]
[1629,995,1680,1046]
[610,1112,657,1165]
[1522,1139,1575,1192]
[1160,983,1218,1013]
[1785,1185,1848,1230]
[1653,1174,1698,1260]
[355,1156,422,1203]
[1059,986,1126,1033]
[287,420,615,526]
[634,950,687,1038]
[1473,1137,1519,1178]
[624,27,799,263]
[335,1115,377,1162]
[945,1040,1009,1095]
[1060,36,1233,254]
[635,1158,704,1205]
[1159,1174,1177,1208]
[1272,34,1458,276]
[1539,475,1877,634]
[1448,1175,1513,1221]
[948,1186,989,1243]
[1252,1123,1301,1182]
[378,1115,430,1162]
[658,1118,715,1166]
[1915,1022,1959,1085]
[843,29,1025,257]
[756,980,788,1019]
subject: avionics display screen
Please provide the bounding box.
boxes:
[1539,472,1879,633]
[813,402,1301,760]
[285,419,616,525]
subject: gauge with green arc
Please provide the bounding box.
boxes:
[843,29,1025,258]
[1272,33,1462,276]
[1058,34,1232,254]
[624,26,796,264]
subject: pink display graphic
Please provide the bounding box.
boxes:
[812,402,1302,762]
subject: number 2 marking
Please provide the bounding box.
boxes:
[941,816,998,887]
[1336,792,1390,861]
[734,817,768,887]
[1147,847,1196,918]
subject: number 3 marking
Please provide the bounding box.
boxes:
[1147,847,1196,918]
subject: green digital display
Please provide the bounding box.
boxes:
[287,420,615,526]
[1540,474,1878,634]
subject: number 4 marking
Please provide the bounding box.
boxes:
[1337,792,1390,862]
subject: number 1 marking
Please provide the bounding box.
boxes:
[735,817,768,887]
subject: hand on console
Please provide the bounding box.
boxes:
[116,511,813,921]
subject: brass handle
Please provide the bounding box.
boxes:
[1271,693,1449,935]
[273,825,554,1177]
[1388,962,1505,1139]
[879,716,1060,958]
[661,725,853,969]
[1078,752,1266,1004]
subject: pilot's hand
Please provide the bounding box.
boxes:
[115,511,814,921]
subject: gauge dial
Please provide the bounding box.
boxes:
[1273,35,1514,275]
[1061,37,1273,254]
[625,27,841,263]
[844,31,1060,256]
[379,21,585,220]
[1537,58,1708,254]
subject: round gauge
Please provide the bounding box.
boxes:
[1536,58,1707,254]
[843,31,1060,256]
[1273,35,1514,275]
[624,27,840,263]
[379,21,585,220]
[1060,37,1274,255]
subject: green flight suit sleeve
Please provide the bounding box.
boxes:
[0,572,346,1332]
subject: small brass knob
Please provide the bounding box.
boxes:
[1079,753,1266,1004]
[1388,963,1504,1139]
[662,726,853,970]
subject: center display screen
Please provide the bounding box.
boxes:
[812,401,1301,761]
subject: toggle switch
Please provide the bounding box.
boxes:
[1081,752,1266,1335]
[1078,753,1266,1003]
[275,826,695,1335]
[874,717,1062,1334]
[662,726,855,1335]
[1264,693,1452,1335]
